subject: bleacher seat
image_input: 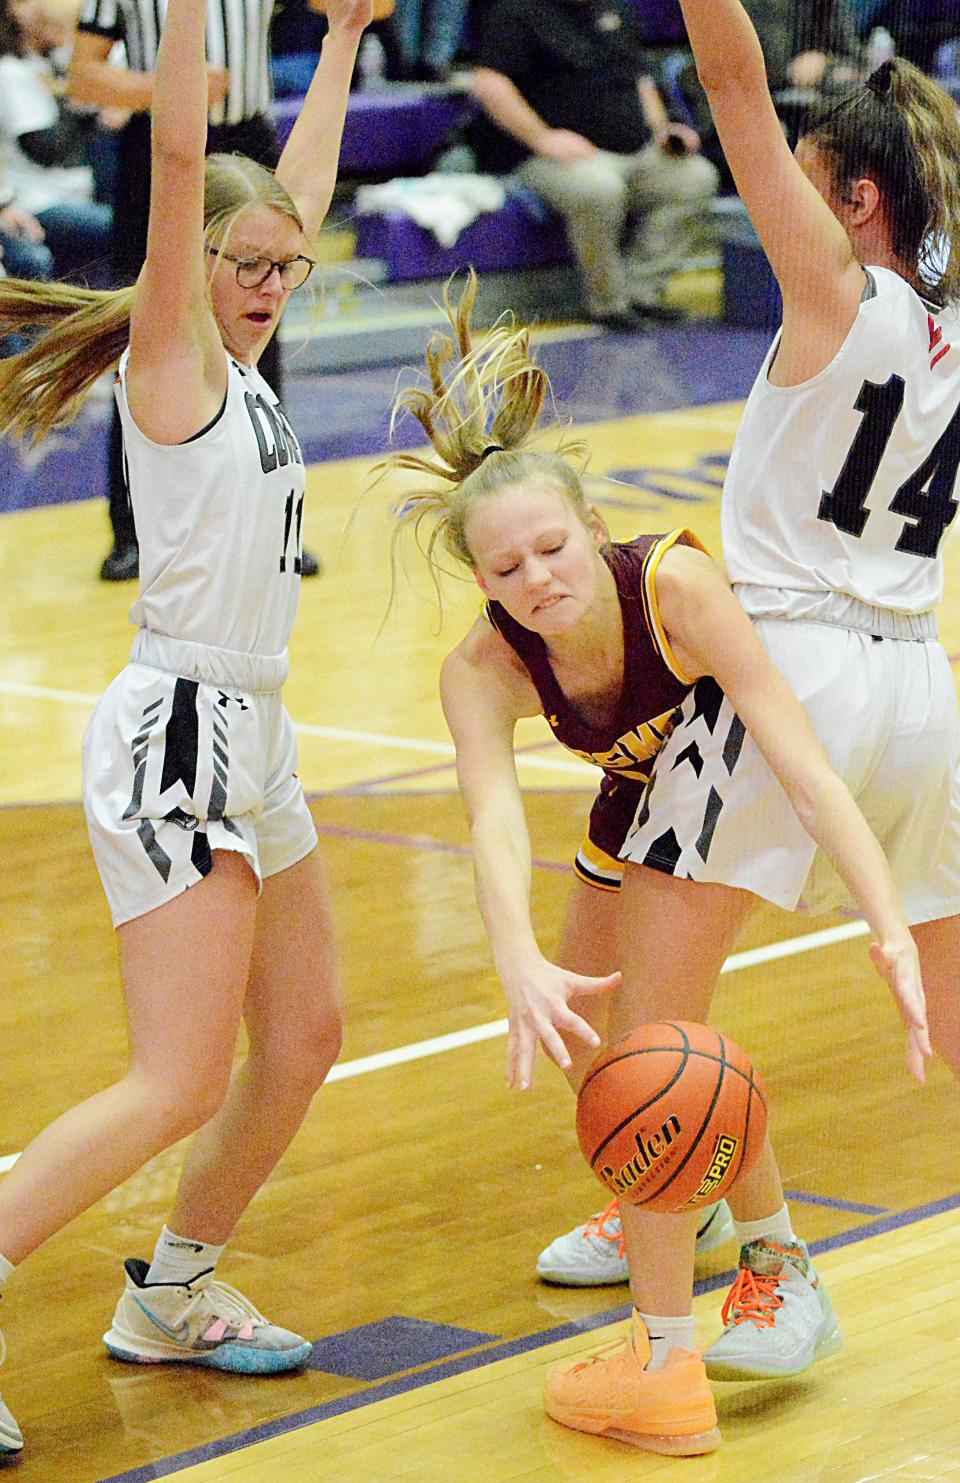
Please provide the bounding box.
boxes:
[272,84,470,177]
[353,188,571,281]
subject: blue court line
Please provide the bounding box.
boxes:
[97,1188,960,1483]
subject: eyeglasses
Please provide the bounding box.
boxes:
[206,249,316,290]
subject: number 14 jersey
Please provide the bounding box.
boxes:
[117,349,307,658]
[723,265,960,619]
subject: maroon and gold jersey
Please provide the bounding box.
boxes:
[485,529,705,785]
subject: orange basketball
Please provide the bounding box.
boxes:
[576,1021,768,1213]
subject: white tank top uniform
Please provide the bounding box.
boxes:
[83,351,317,926]
[621,267,960,923]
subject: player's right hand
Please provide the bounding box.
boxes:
[502,958,622,1092]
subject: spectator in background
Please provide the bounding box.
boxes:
[857,0,960,73]
[388,0,467,79]
[471,0,718,330]
[0,181,53,280]
[69,0,321,582]
[0,0,112,281]
[673,0,864,188]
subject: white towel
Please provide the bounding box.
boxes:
[354,173,507,247]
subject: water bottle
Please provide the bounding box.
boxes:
[866,27,895,73]
[357,33,387,92]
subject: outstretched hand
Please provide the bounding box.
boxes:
[869,939,931,1084]
[503,959,622,1091]
[319,0,375,32]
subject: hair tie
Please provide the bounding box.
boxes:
[479,443,504,461]
[866,59,895,97]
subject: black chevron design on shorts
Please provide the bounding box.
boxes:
[696,785,724,862]
[159,679,200,797]
[722,715,746,775]
[689,678,724,734]
[671,741,704,777]
[644,828,681,872]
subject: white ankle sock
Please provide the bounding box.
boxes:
[637,1311,697,1370]
[146,1227,225,1287]
[0,1252,13,1289]
[733,1204,797,1249]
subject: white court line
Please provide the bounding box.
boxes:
[326,918,869,1083]
[0,918,867,1170]
[0,680,593,777]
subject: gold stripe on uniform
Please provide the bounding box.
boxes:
[641,528,708,685]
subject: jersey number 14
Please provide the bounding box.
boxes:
[817,374,960,558]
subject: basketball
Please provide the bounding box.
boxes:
[576,1021,768,1214]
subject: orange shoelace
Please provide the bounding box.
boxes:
[583,1198,624,1256]
[720,1267,785,1329]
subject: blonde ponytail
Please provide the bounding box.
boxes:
[384,271,590,572]
[0,280,135,443]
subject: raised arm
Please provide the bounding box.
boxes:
[657,544,929,1082]
[123,0,226,443]
[677,0,865,364]
[441,620,620,1089]
[275,0,372,242]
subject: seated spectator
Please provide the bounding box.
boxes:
[470,0,718,329]
[858,0,960,73]
[673,0,864,186]
[0,176,53,279]
[0,0,112,282]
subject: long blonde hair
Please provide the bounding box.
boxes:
[386,271,591,576]
[804,58,960,303]
[0,153,302,443]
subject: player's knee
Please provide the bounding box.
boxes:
[137,1062,233,1141]
[254,1003,343,1096]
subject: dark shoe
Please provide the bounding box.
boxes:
[300,547,322,578]
[591,307,650,332]
[99,543,139,582]
[629,297,687,323]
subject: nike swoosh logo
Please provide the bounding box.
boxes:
[133,1295,191,1342]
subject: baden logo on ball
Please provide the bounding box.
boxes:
[576,1021,768,1213]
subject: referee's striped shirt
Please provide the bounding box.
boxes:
[77,0,274,126]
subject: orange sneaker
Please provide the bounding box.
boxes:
[543,1311,720,1456]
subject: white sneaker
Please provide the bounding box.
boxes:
[536,1198,734,1286]
[0,1333,23,1453]
[103,1259,312,1374]
[704,1237,843,1380]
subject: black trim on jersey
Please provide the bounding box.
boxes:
[861,269,877,303]
[182,392,228,445]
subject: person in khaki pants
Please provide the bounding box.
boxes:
[471,0,718,330]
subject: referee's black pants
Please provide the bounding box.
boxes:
[107,111,283,550]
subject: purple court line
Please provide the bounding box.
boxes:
[98,1188,960,1483]
[783,1188,887,1216]
[311,819,569,873]
[323,739,564,797]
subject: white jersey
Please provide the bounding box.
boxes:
[723,266,960,618]
[117,350,306,658]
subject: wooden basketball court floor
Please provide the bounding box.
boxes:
[3,362,960,1481]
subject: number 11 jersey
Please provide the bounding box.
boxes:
[117,349,307,658]
[723,265,960,619]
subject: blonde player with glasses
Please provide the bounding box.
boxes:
[0,0,371,1454]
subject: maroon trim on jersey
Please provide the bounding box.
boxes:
[485,534,696,778]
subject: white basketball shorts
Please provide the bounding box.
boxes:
[620,612,960,925]
[83,632,317,926]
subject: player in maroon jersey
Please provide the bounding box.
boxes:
[386,271,926,1456]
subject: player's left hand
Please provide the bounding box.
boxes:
[869,939,931,1085]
